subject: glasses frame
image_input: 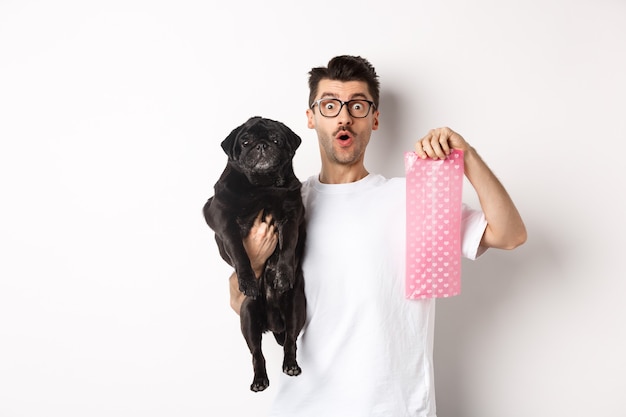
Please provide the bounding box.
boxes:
[310,98,376,118]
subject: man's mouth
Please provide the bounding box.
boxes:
[334,129,354,148]
[335,128,353,142]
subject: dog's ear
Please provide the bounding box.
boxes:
[282,124,302,155]
[221,117,262,158]
[220,128,236,157]
[220,123,244,158]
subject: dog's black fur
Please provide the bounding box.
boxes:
[203,116,306,392]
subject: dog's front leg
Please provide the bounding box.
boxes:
[220,226,260,298]
[273,221,299,292]
[234,257,259,299]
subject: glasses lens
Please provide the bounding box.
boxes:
[315,99,373,118]
[319,99,341,117]
[348,100,371,118]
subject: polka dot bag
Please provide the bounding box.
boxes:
[405,150,464,299]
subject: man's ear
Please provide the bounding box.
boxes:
[306,108,316,129]
[372,109,380,131]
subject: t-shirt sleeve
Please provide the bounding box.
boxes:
[461,203,488,260]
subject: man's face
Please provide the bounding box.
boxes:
[306,79,379,169]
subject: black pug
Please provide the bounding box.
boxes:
[203,116,306,392]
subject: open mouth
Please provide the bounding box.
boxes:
[335,129,353,142]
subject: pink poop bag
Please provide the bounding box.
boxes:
[405,149,464,299]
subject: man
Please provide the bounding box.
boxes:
[228,55,526,416]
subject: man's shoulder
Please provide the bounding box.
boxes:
[300,175,316,191]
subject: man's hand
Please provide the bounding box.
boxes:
[229,211,278,314]
[414,127,470,160]
[244,211,278,278]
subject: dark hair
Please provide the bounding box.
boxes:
[308,55,380,109]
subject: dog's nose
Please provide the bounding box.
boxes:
[256,143,268,151]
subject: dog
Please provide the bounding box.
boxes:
[203,116,306,392]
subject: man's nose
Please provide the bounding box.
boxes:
[336,104,353,124]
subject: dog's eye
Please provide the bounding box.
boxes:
[240,134,252,147]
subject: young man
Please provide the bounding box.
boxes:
[228,55,526,416]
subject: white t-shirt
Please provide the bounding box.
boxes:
[268,174,487,417]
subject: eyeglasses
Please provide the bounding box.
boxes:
[310,98,376,118]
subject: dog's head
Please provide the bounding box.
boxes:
[221,117,302,186]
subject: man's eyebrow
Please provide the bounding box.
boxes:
[318,92,370,100]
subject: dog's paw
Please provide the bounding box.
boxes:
[239,278,260,298]
[272,264,294,292]
[283,361,302,377]
[250,376,269,392]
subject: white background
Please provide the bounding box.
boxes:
[1,0,625,416]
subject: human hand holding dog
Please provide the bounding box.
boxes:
[229,211,278,314]
[244,211,278,277]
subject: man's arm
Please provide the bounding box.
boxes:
[416,127,527,251]
[228,211,278,315]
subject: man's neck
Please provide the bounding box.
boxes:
[318,165,369,184]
